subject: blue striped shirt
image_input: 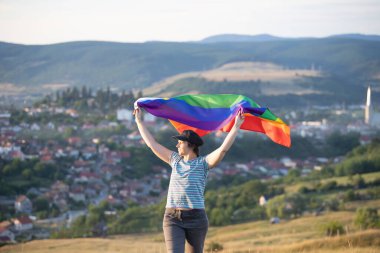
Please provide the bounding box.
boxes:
[166,152,209,209]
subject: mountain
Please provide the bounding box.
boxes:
[200,33,380,43]
[200,33,285,43]
[0,35,380,106]
[328,33,380,41]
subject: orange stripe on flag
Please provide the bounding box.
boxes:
[169,114,291,147]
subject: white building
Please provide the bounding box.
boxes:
[365,86,380,127]
[117,109,133,121]
[259,196,267,206]
[15,195,32,214]
[12,216,33,231]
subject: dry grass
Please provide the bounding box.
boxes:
[201,62,319,83]
[143,61,321,97]
[0,82,70,96]
[1,211,379,253]
[0,83,29,95]
[41,83,70,90]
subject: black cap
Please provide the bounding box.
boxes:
[172,130,204,146]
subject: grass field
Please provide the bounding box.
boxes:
[1,211,379,253]
[285,171,380,194]
[143,61,321,97]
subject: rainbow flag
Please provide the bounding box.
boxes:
[135,94,291,147]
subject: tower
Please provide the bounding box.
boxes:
[365,86,372,125]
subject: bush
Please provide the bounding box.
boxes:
[343,189,359,201]
[207,241,223,252]
[352,175,366,189]
[319,180,338,192]
[324,199,340,211]
[322,221,345,236]
[298,186,312,194]
[354,207,380,229]
[266,193,307,219]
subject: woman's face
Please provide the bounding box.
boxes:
[176,140,191,156]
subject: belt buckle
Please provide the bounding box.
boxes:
[175,209,182,221]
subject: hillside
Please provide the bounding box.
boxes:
[1,37,380,105]
[143,61,322,97]
[1,211,379,253]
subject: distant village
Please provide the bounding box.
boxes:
[0,87,379,244]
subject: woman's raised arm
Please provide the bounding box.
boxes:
[134,108,173,164]
[206,110,245,169]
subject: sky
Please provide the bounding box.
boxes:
[0,0,380,45]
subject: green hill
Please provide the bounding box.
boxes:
[1,37,380,106]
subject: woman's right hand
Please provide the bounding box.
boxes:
[233,109,245,129]
[133,107,142,123]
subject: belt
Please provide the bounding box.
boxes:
[165,208,204,221]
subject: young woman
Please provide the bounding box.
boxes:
[133,107,245,253]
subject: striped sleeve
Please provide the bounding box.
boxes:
[200,155,209,172]
[170,152,180,167]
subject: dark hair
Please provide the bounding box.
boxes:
[187,142,200,157]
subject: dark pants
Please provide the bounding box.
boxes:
[163,208,209,253]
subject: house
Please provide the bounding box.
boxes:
[0,230,14,243]
[12,216,33,231]
[53,197,68,212]
[76,172,101,183]
[51,181,69,193]
[15,195,32,214]
[69,188,86,202]
[65,109,79,117]
[26,187,41,196]
[40,154,54,163]
[8,150,25,160]
[30,123,41,131]
[82,146,97,159]
[46,122,55,129]
[0,112,11,126]
[73,159,91,168]
[280,157,297,169]
[55,148,67,158]
[127,131,141,141]
[100,164,122,181]
[104,150,130,163]
[0,221,15,243]
[259,196,267,206]
[67,137,82,146]
[116,109,133,121]
[82,123,95,130]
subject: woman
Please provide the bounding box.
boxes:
[134,107,244,253]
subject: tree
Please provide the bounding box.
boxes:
[352,175,366,189]
[22,168,32,179]
[322,221,345,236]
[354,207,380,229]
[266,193,307,219]
[209,208,229,226]
[34,197,49,212]
[326,131,360,157]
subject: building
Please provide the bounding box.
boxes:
[365,86,380,127]
[15,195,32,214]
[12,216,33,231]
[259,196,267,206]
[0,112,11,126]
[0,221,15,243]
[117,109,133,121]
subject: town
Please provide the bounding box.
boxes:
[0,86,379,244]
